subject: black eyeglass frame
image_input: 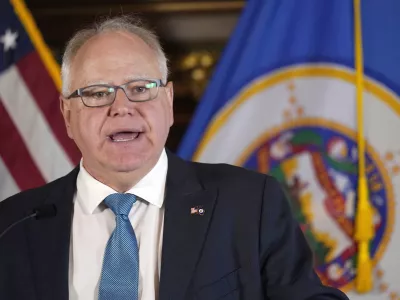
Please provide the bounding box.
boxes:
[66,78,167,108]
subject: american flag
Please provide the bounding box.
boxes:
[0,0,80,201]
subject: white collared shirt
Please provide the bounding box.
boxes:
[69,149,167,300]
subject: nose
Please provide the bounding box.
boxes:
[109,88,134,117]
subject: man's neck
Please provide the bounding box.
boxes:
[82,162,156,193]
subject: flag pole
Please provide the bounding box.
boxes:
[354,0,374,293]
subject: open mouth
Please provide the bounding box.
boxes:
[108,131,141,142]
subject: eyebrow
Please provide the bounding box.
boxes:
[79,75,158,87]
[123,74,157,82]
[80,79,111,87]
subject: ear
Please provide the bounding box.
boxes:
[165,81,174,127]
[59,95,74,139]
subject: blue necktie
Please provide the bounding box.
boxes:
[98,193,139,300]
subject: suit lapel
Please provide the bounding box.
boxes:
[25,167,78,300]
[159,152,217,300]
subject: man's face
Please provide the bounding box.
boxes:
[60,31,173,180]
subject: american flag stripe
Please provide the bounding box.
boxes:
[0,100,46,190]
[17,51,81,164]
[0,158,19,200]
[0,65,74,183]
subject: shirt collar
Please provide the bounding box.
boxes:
[76,149,168,214]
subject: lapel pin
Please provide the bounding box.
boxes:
[191,206,205,216]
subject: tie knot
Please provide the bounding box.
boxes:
[104,193,137,216]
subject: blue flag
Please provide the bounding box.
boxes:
[178,0,400,298]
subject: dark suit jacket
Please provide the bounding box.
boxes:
[0,151,349,300]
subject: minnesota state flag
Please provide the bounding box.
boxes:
[178,0,400,298]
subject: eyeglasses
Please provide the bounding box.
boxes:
[66,79,166,107]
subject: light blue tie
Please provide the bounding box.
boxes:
[99,193,139,300]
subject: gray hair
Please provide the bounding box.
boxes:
[61,15,168,95]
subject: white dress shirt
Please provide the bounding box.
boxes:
[69,149,167,300]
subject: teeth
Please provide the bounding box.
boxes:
[110,132,139,142]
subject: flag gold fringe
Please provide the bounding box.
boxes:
[354,0,374,293]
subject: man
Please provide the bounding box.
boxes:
[0,16,349,300]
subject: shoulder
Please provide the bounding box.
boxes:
[166,148,282,193]
[0,167,79,227]
[189,161,282,196]
[1,179,59,211]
